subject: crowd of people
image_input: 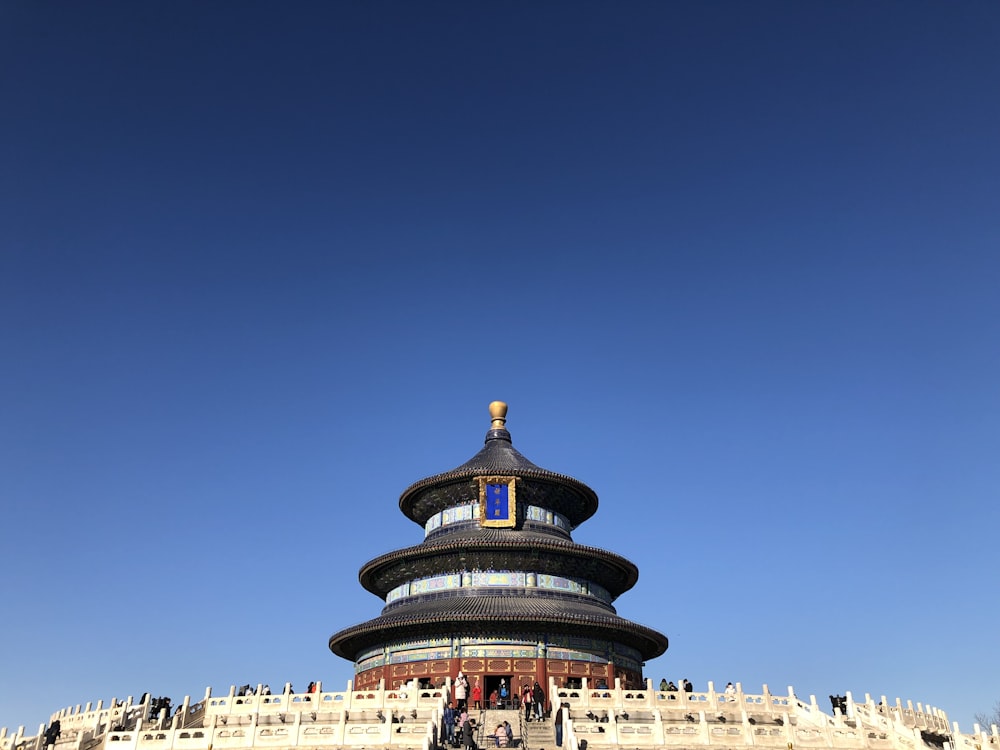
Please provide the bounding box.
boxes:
[139,694,175,716]
[525,682,545,722]
[41,674,745,750]
[441,704,485,750]
[658,678,740,700]
[235,681,327,697]
[659,677,695,692]
[440,676,549,749]
[445,712,513,749]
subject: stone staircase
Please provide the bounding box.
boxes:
[521,716,556,750]
[473,710,529,749]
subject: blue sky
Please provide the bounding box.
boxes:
[2,0,998,735]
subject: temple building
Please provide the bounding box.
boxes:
[328,401,668,697]
[3,401,981,750]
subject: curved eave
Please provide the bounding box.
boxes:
[329,608,668,663]
[358,538,639,598]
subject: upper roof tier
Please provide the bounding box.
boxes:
[398,402,599,527]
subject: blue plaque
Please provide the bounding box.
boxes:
[486,483,509,520]
[478,476,517,527]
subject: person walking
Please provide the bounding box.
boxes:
[443,702,456,747]
[555,704,565,747]
[44,720,61,749]
[522,684,533,722]
[532,682,545,721]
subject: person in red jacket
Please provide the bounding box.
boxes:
[472,679,483,710]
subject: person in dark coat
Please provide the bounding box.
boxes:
[532,682,545,721]
[44,720,61,748]
[462,717,477,750]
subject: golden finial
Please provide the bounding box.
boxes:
[489,401,508,430]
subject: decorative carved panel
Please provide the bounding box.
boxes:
[356,667,385,689]
[570,663,590,675]
[487,659,512,672]
[548,661,568,674]
[462,659,484,673]
[513,660,535,672]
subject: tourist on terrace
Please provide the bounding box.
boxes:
[725,682,736,700]
[455,672,469,712]
[532,682,545,721]
[44,720,61,748]
[443,702,456,746]
[495,724,508,747]
[473,679,483,710]
[522,684,533,721]
[462,717,476,750]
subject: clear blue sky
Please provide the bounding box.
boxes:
[2,0,998,735]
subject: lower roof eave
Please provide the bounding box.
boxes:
[329,616,668,663]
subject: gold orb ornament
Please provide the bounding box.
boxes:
[489,401,508,429]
